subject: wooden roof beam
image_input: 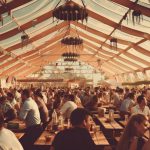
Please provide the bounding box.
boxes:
[0,0,33,14]
[111,0,150,17]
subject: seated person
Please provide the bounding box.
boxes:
[34,90,49,127]
[131,95,150,119]
[60,94,77,121]
[120,92,135,119]
[74,91,83,108]
[86,95,98,112]
[117,114,148,150]
[0,96,17,121]
[0,110,23,150]
[7,92,20,112]
[50,108,96,150]
[19,89,43,150]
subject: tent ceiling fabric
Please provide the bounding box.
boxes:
[0,0,150,79]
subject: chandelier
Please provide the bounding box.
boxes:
[62,52,79,62]
[64,58,78,62]
[61,36,83,46]
[62,52,79,57]
[65,67,74,71]
[21,33,29,47]
[97,59,101,66]
[132,10,142,25]
[53,0,88,23]
[110,37,117,50]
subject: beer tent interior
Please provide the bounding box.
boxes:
[0,0,150,87]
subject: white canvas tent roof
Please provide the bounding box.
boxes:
[0,0,150,83]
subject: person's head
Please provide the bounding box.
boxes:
[127,92,135,100]
[127,114,148,137]
[68,94,75,102]
[117,114,148,150]
[146,88,150,100]
[34,90,43,100]
[137,95,147,107]
[125,87,129,93]
[7,92,14,102]
[0,110,4,129]
[0,96,7,104]
[70,108,91,129]
[117,88,124,95]
[21,89,31,101]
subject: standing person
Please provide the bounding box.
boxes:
[19,89,43,150]
[0,110,23,150]
[50,108,96,150]
[117,114,148,150]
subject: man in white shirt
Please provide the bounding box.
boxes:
[0,110,23,150]
[60,94,77,121]
[131,95,150,119]
[19,89,43,150]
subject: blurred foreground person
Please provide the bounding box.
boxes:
[117,114,148,150]
[50,108,96,150]
[142,137,150,150]
[0,110,23,150]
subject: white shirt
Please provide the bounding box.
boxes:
[42,92,47,104]
[131,105,150,117]
[0,128,23,150]
[11,98,17,107]
[120,98,135,112]
[19,97,41,127]
[60,101,77,120]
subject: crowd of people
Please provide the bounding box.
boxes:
[0,85,150,150]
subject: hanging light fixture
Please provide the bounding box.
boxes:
[64,58,78,62]
[62,52,79,62]
[110,37,117,50]
[62,52,80,57]
[65,67,74,71]
[61,25,82,62]
[61,36,83,46]
[97,59,101,66]
[21,33,29,47]
[132,10,143,25]
[53,0,88,23]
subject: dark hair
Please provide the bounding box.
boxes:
[70,108,90,126]
[92,95,98,102]
[137,95,145,104]
[34,90,43,99]
[116,88,124,94]
[69,94,75,102]
[22,89,31,98]
[0,110,4,128]
[36,88,42,93]
[117,114,146,150]
[0,96,7,103]
[7,92,14,98]
[127,92,135,99]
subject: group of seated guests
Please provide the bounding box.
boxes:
[112,87,150,120]
[0,86,150,150]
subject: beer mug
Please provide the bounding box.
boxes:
[109,109,114,122]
